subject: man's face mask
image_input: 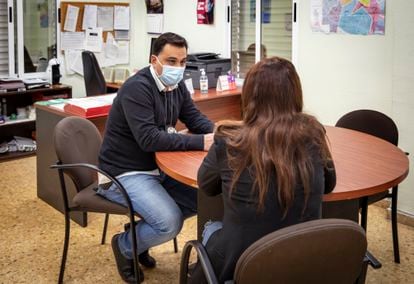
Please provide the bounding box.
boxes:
[156,57,185,86]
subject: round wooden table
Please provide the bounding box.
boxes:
[156,126,409,202]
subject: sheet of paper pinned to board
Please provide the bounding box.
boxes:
[114,30,130,40]
[64,49,84,76]
[61,32,85,50]
[64,5,79,32]
[105,32,119,59]
[114,6,130,30]
[97,6,114,31]
[82,5,98,30]
[85,27,103,52]
[117,41,129,65]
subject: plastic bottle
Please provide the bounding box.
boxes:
[199,68,208,94]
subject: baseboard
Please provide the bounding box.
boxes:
[373,199,414,227]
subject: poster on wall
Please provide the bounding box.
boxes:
[197,0,214,24]
[311,0,385,35]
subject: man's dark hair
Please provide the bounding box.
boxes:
[152,32,188,56]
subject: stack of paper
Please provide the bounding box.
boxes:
[63,94,116,118]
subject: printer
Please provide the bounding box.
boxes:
[184,53,231,89]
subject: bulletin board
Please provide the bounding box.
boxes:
[59,1,131,76]
[60,1,129,42]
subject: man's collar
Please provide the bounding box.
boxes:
[149,64,178,92]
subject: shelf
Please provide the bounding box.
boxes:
[0,118,35,127]
[0,150,36,162]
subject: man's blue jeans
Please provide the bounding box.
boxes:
[97,172,197,259]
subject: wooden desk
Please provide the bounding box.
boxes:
[155,126,409,239]
[36,89,241,226]
[106,82,122,93]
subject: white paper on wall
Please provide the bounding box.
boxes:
[146,14,164,34]
[117,41,130,65]
[97,6,114,31]
[82,5,98,30]
[114,6,130,30]
[61,32,85,50]
[85,27,103,52]
[64,5,79,32]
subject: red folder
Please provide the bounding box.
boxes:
[63,94,116,118]
[64,103,111,118]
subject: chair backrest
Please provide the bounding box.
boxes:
[234,219,367,284]
[54,116,102,190]
[335,109,398,146]
[82,51,106,96]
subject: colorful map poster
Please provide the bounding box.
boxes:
[311,0,385,35]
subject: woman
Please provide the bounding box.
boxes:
[192,57,336,283]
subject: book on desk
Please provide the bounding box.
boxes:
[63,93,117,118]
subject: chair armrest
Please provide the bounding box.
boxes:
[405,152,409,156]
[50,163,135,218]
[180,240,218,284]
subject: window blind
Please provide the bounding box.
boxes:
[0,0,9,76]
[231,0,292,78]
[231,0,256,78]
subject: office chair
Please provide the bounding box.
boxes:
[336,109,409,263]
[180,219,372,284]
[50,116,176,283]
[82,51,107,96]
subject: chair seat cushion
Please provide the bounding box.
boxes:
[73,184,128,214]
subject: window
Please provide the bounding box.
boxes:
[0,0,11,76]
[230,0,295,79]
[0,0,57,77]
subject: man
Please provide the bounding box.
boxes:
[98,32,214,282]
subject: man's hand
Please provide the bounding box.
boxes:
[203,133,214,151]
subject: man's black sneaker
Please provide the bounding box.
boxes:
[139,250,157,268]
[112,234,144,283]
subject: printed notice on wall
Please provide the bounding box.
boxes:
[114,6,130,30]
[82,5,98,30]
[310,0,385,35]
[64,5,79,32]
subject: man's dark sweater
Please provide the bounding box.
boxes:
[99,66,214,177]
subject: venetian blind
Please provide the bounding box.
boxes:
[231,0,292,78]
[262,0,292,60]
[231,0,256,78]
[0,0,9,76]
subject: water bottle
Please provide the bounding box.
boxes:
[199,68,208,94]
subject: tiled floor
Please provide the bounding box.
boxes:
[0,157,413,283]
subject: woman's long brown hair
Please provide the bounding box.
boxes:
[217,57,331,217]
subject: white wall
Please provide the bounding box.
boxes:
[62,0,228,98]
[296,0,414,215]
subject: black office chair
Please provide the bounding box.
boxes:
[180,219,372,284]
[50,116,177,283]
[336,109,408,263]
[82,51,107,96]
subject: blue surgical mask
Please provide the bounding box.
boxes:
[156,57,185,86]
